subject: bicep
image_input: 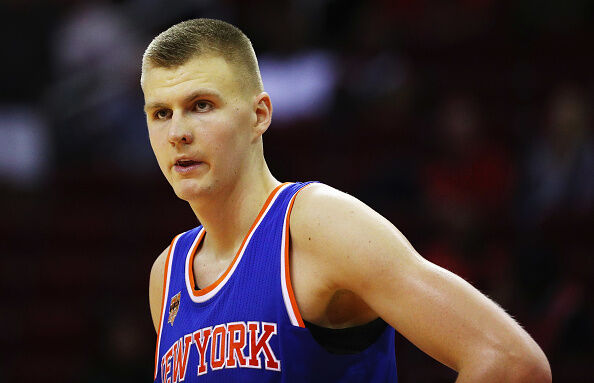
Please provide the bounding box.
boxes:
[149,247,169,333]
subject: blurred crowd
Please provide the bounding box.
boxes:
[1,0,592,382]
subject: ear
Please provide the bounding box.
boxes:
[253,92,273,138]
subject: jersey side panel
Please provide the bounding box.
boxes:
[153,233,181,380]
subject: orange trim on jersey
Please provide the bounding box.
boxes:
[153,234,179,380]
[187,182,290,297]
[283,184,314,328]
[186,228,206,292]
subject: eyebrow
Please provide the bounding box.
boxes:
[144,88,223,112]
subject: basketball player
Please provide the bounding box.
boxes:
[143,19,551,382]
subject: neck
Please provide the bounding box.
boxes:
[188,160,280,258]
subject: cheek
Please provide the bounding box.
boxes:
[202,113,250,153]
[148,128,170,170]
[209,129,241,160]
[148,121,170,147]
[207,130,249,177]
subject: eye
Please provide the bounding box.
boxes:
[154,109,172,120]
[194,100,213,112]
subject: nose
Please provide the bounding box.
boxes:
[168,114,193,146]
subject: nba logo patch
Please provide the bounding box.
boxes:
[168,292,181,326]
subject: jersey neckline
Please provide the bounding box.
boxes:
[184,182,291,303]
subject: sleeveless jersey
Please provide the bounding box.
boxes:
[154,182,398,382]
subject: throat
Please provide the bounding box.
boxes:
[192,245,236,291]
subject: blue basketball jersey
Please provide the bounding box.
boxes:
[154,182,398,382]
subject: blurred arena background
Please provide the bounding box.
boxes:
[1,0,592,382]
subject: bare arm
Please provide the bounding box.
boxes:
[291,184,551,382]
[149,247,169,333]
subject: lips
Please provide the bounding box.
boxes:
[175,159,201,167]
[173,157,204,174]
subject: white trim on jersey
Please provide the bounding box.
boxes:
[281,191,302,327]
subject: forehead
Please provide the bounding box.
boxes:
[142,55,241,103]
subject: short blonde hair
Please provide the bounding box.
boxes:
[142,18,263,93]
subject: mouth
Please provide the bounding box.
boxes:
[173,158,204,174]
[175,159,201,167]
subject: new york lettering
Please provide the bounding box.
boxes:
[161,321,280,382]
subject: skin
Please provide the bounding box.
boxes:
[143,54,552,382]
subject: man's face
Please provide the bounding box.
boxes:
[142,55,256,201]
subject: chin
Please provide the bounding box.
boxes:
[172,180,213,202]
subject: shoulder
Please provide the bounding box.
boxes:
[291,182,400,248]
[291,182,383,232]
[290,183,409,287]
[148,245,171,332]
[150,247,169,290]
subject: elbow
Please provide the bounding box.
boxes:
[496,344,552,383]
[512,354,552,383]
[460,346,552,383]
